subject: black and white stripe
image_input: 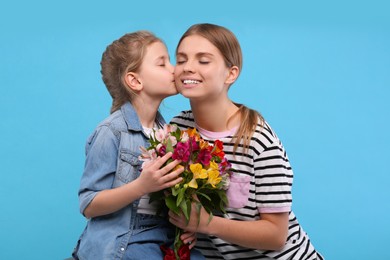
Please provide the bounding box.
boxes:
[171,111,323,260]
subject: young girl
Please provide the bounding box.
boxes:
[72,31,204,260]
[169,23,324,259]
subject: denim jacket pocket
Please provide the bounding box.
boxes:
[227,174,251,208]
[118,150,142,183]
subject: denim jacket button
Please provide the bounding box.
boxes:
[120,247,125,251]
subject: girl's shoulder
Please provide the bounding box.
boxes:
[96,110,127,131]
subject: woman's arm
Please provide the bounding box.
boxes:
[169,203,289,251]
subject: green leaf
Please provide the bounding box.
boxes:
[166,138,174,153]
[195,201,202,227]
[207,212,214,224]
[176,187,185,206]
[180,199,190,220]
[196,191,211,201]
[165,195,180,214]
[172,186,180,196]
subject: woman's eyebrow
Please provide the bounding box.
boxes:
[176,52,187,57]
[196,52,214,57]
[176,52,214,58]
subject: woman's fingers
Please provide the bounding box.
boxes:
[180,231,197,249]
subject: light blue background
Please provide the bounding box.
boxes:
[1,1,389,259]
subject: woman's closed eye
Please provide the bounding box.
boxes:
[176,59,186,65]
[199,60,210,64]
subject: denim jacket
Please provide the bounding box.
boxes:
[74,102,165,260]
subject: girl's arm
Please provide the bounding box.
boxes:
[169,203,289,250]
[84,152,183,218]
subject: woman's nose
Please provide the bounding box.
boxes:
[183,60,194,72]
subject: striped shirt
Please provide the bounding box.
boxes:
[171,111,323,260]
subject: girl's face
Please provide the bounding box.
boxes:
[175,35,232,101]
[138,41,176,99]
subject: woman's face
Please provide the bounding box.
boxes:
[174,35,232,101]
[138,41,176,99]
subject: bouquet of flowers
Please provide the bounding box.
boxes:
[140,124,232,260]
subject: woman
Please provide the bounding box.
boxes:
[169,23,324,260]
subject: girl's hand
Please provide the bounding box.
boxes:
[137,152,184,194]
[180,231,197,249]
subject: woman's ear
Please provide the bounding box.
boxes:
[225,66,239,85]
[124,72,143,91]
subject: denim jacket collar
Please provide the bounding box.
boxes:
[121,101,165,132]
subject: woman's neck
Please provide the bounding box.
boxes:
[190,98,240,132]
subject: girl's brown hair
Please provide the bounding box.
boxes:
[177,23,264,153]
[101,31,162,113]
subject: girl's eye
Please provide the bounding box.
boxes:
[176,60,185,65]
[199,61,210,64]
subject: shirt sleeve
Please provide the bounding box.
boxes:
[78,125,119,215]
[253,138,293,213]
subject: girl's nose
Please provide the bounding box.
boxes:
[168,63,175,73]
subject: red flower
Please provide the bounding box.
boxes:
[160,245,175,260]
[172,142,190,162]
[177,244,190,260]
[188,137,199,152]
[197,148,212,166]
[212,140,225,159]
[160,244,190,260]
[158,145,167,156]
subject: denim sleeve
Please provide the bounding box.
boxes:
[78,125,119,216]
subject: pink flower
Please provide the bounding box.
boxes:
[172,142,190,162]
[164,124,177,134]
[188,137,199,151]
[155,129,166,142]
[197,148,212,165]
[168,135,178,147]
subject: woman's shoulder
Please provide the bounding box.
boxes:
[170,110,195,128]
[251,118,284,151]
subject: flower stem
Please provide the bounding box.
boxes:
[174,227,183,260]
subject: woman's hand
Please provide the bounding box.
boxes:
[168,200,211,235]
[180,231,197,249]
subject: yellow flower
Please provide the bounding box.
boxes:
[209,161,219,171]
[207,169,222,188]
[188,163,208,189]
[206,161,221,188]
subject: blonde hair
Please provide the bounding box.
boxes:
[100,31,162,113]
[177,23,264,153]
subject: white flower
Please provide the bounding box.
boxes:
[181,132,189,142]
